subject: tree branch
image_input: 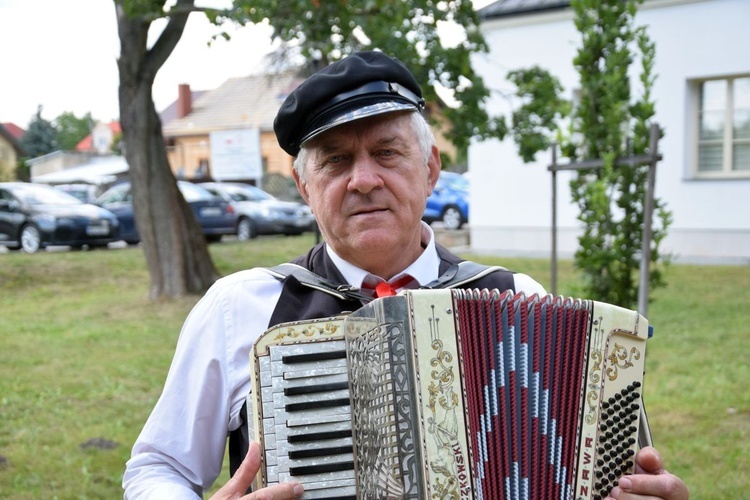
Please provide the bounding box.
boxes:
[144,0,195,78]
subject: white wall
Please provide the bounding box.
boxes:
[469,0,750,263]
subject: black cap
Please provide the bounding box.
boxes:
[274,51,426,157]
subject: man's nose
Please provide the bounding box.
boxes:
[347,157,384,193]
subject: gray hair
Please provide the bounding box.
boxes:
[292,111,435,181]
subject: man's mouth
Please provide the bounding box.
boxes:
[352,207,387,216]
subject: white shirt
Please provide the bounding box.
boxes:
[122,223,546,498]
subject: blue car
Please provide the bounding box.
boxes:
[0,182,120,253]
[95,181,236,244]
[422,172,469,230]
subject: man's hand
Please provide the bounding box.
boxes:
[209,442,303,500]
[606,446,689,499]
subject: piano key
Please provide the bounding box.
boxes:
[284,410,351,427]
[283,350,347,363]
[269,341,346,363]
[274,387,350,408]
[287,428,352,443]
[286,397,351,412]
[276,451,354,475]
[278,469,355,486]
[289,444,353,460]
[262,401,276,419]
[263,417,275,436]
[284,436,352,458]
[263,432,277,452]
[284,380,349,396]
[301,485,357,499]
[293,477,356,491]
[275,419,352,440]
[265,464,279,483]
[277,436,353,457]
[272,374,349,395]
[261,385,274,401]
[288,459,354,476]
[283,365,348,379]
[264,448,278,467]
[259,357,272,387]
[272,358,348,378]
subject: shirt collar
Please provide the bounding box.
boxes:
[325,221,440,288]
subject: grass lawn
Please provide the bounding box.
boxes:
[0,234,747,498]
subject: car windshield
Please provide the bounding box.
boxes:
[178,182,216,202]
[225,185,274,202]
[96,183,131,204]
[14,184,82,205]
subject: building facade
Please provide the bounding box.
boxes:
[469,0,750,264]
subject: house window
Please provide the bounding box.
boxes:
[696,76,750,177]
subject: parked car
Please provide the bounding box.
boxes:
[199,182,315,240]
[95,181,236,244]
[53,183,101,204]
[0,182,120,253]
[422,171,469,230]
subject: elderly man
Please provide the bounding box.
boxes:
[123,51,688,500]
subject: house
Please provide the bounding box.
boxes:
[469,0,750,264]
[0,122,25,179]
[76,121,122,154]
[162,75,304,186]
[27,120,122,184]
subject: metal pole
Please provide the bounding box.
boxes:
[637,124,659,317]
[551,144,558,296]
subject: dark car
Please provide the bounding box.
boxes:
[199,182,315,240]
[95,181,236,244]
[0,182,120,253]
[422,171,469,230]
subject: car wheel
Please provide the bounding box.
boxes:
[20,224,43,253]
[237,217,257,241]
[441,206,463,230]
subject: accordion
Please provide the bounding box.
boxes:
[248,289,651,499]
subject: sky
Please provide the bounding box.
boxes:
[0,0,494,129]
[1,0,275,127]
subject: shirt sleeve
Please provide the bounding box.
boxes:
[513,272,548,296]
[123,269,282,499]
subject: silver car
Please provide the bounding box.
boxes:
[199,182,315,240]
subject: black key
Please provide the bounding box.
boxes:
[286,397,350,412]
[282,350,347,364]
[284,381,349,396]
[289,461,354,476]
[288,429,352,443]
[289,445,353,459]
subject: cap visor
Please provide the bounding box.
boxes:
[300,101,417,147]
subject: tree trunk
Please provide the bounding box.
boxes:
[116,1,219,299]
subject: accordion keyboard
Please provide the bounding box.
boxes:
[259,339,357,500]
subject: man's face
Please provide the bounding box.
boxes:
[293,112,441,278]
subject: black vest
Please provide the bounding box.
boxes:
[228,243,516,476]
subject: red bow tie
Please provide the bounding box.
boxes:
[362,274,416,298]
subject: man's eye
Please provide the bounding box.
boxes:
[325,155,344,164]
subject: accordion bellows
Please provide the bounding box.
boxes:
[248,289,650,499]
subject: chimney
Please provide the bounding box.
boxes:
[177,84,192,118]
